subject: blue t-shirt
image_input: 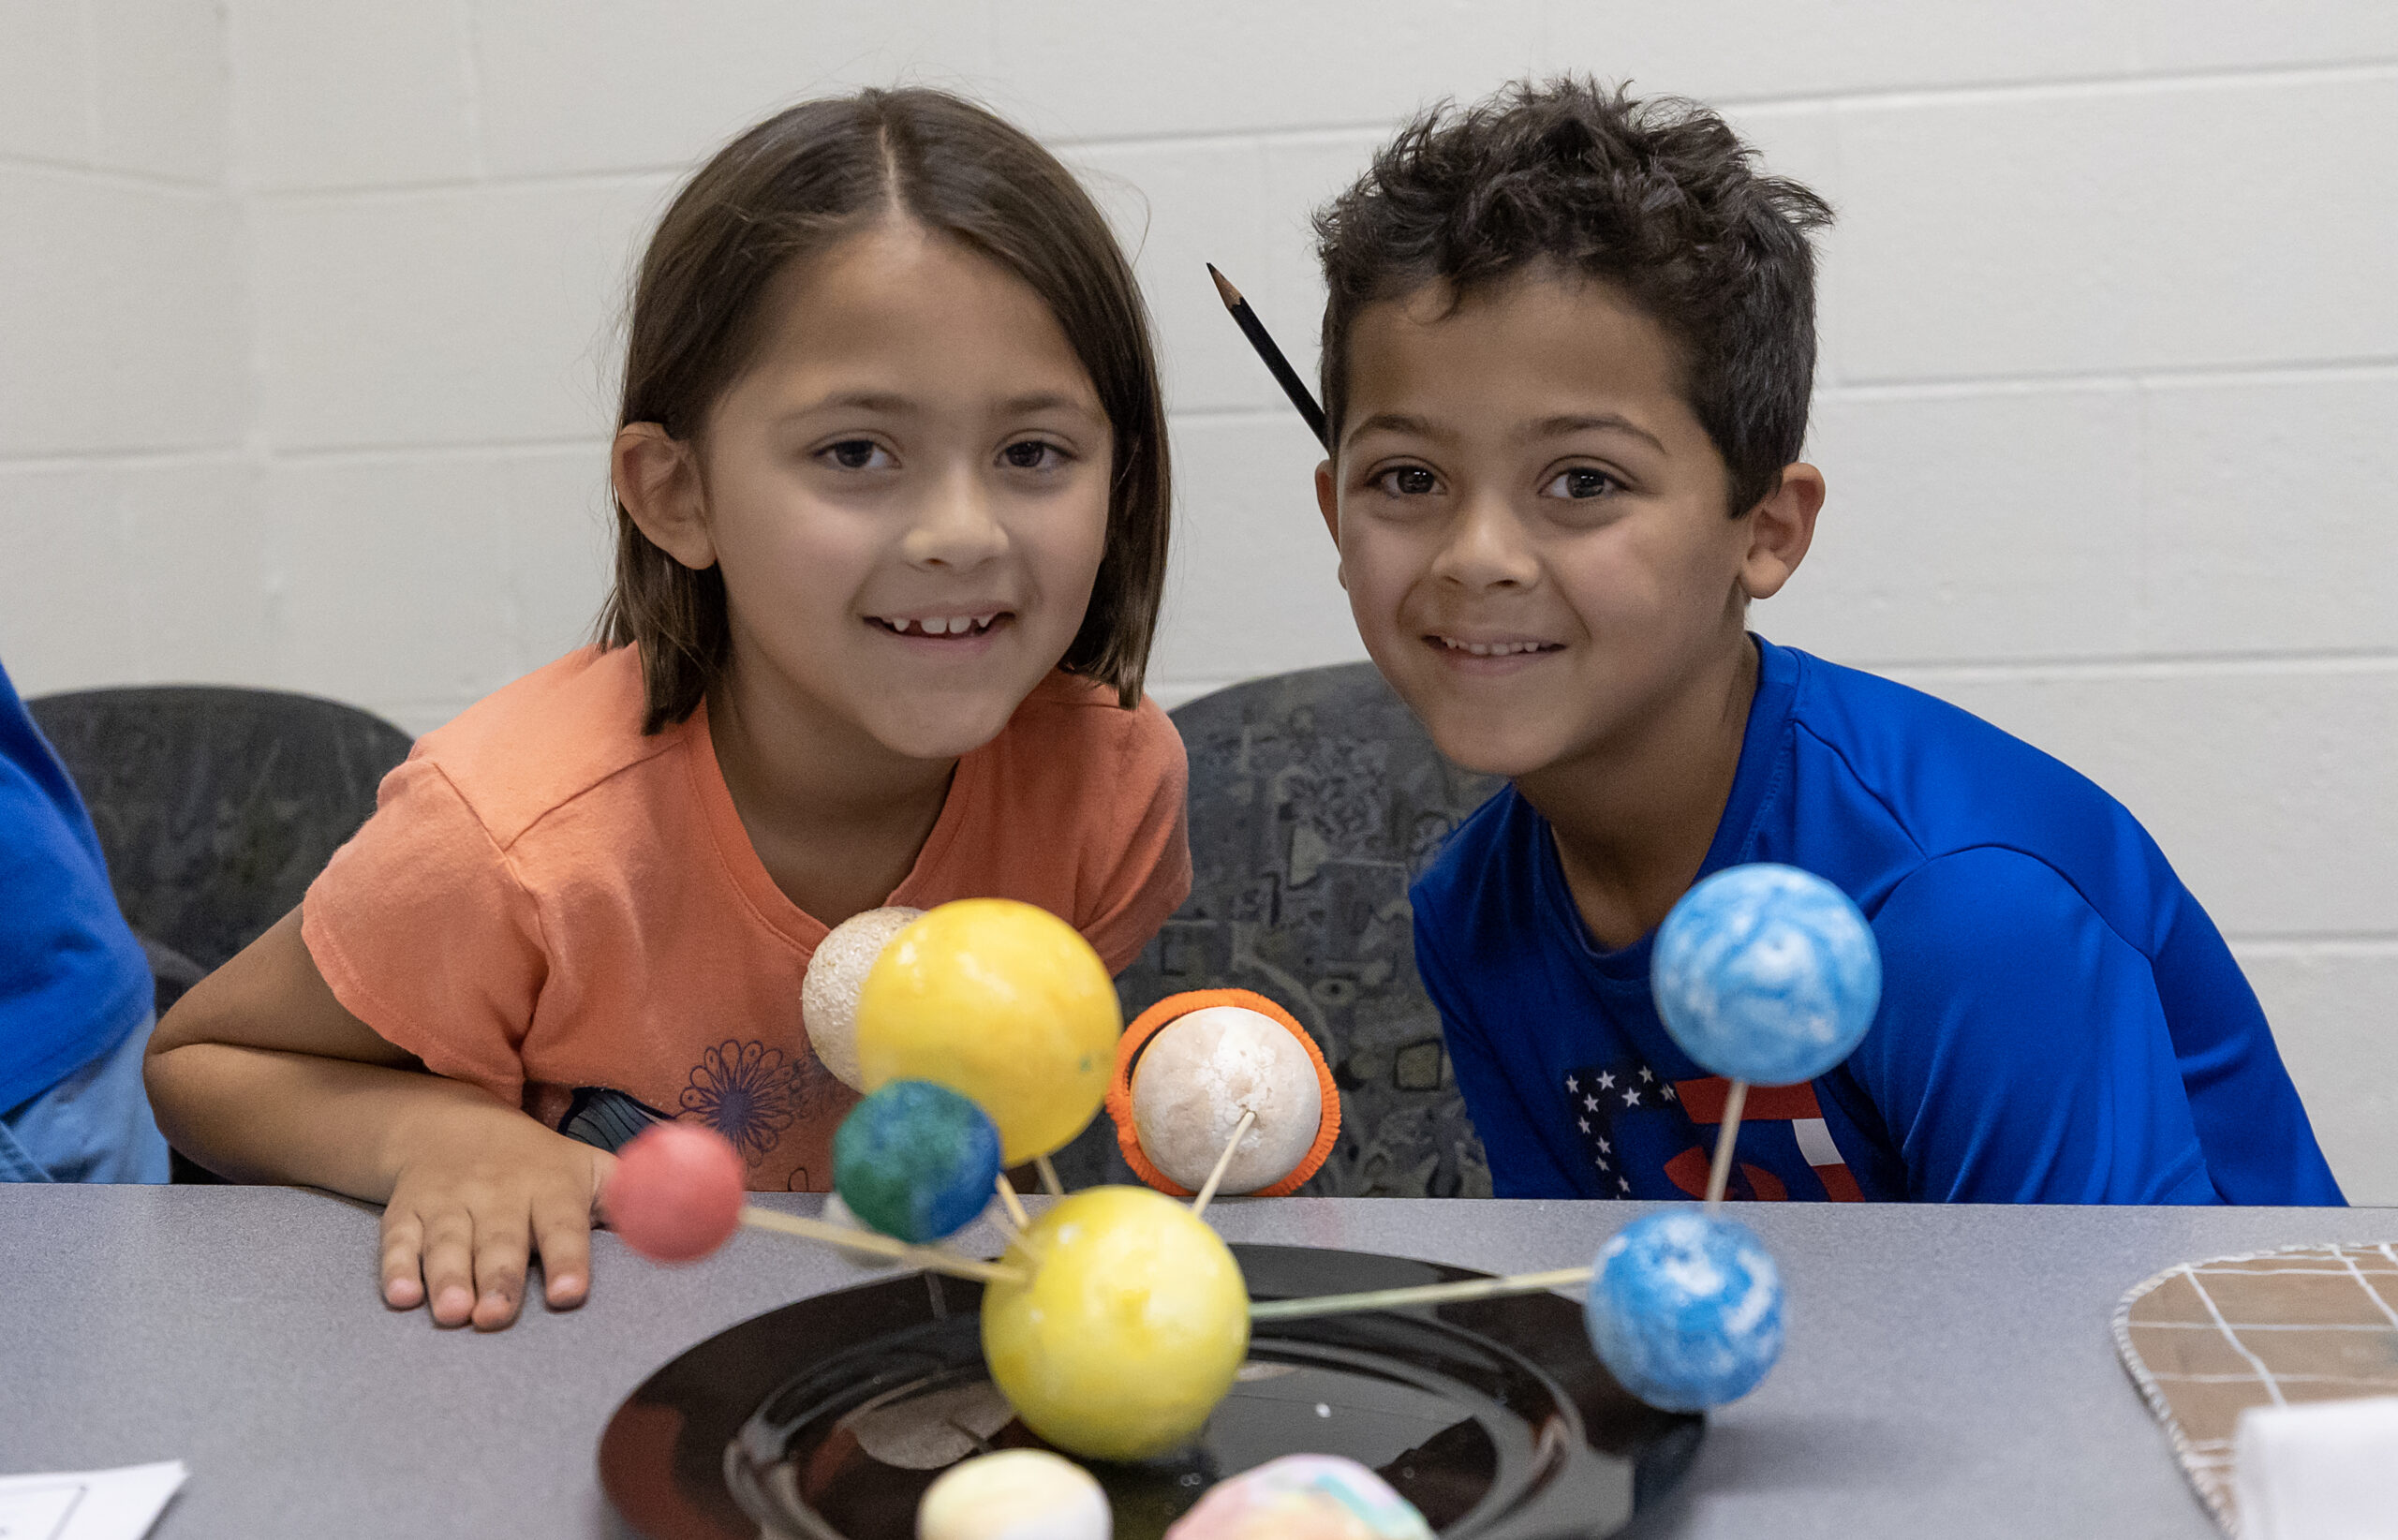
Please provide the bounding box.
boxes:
[0,660,152,1112]
[1412,636,2343,1207]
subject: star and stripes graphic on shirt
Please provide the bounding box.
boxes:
[1563,1056,1861,1202]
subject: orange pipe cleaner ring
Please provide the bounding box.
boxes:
[1108,987,1340,1199]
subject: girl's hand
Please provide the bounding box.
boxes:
[377,1106,617,1330]
[144,909,626,1333]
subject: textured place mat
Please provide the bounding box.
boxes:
[2114,1242,2398,1533]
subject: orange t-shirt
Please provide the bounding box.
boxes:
[301,644,1191,1192]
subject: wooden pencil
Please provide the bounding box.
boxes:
[1207,263,1330,450]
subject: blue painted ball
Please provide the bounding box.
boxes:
[833,1079,1003,1244]
[1585,1210,1784,1412]
[1651,863,1880,1085]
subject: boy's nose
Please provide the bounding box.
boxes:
[900,466,1009,570]
[1431,494,1540,590]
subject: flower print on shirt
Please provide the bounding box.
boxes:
[680,1040,804,1162]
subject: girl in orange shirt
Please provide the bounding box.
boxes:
[146,89,1191,1331]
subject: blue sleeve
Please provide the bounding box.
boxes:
[1847,847,2220,1205]
[1412,911,1581,1200]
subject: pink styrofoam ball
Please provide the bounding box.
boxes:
[603,1121,745,1263]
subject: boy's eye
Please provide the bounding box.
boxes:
[1373,466,1440,496]
[1542,466,1619,500]
[1000,439,1064,471]
[823,439,893,471]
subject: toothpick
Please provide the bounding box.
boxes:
[1034,1153,1064,1197]
[1703,1079,1751,1213]
[1249,1266,1593,1323]
[738,1206,1024,1286]
[1190,1108,1259,1219]
[994,1173,1030,1233]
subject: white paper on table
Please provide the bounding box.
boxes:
[2234,1396,2398,1540]
[0,1461,185,1540]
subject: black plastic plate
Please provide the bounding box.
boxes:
[600,1243,1701,1539]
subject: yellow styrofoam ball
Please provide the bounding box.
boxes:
[854,898,1120,1163]
[981,1186,1250,1462]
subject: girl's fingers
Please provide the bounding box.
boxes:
[419,1208,480,1328]
[469,1217,532,1332]
[379,1209,426,1310]
[531,1192,593,1309]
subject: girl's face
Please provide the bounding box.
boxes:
[657,217,1115,763]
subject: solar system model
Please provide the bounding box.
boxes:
[604,866,1880,1535]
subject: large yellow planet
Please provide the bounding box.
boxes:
[853,898,1121,1163]
[981,1186,1251,1461]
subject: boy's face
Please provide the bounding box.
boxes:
[1317,269,1815,782]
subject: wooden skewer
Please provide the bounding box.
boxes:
[993,1173,1031,1233]
[1703,1079,1751,1213]
[1033,1153,1064,1198]
[1190,1107,1259,1219]
[1249,1266,1593,1323]
[739,1206,1025,1286]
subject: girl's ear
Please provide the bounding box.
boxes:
[1738,461,1825,602]
[613,423,717,571]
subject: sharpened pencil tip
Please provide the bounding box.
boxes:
[1206,262,1244,310]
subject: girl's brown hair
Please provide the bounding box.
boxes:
[599,88,1171,733]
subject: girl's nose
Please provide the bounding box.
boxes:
[1430,492,1540,591]
[900,465,1010,570]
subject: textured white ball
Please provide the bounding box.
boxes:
[1132,1006,1322,1193]
[801,906,923,1090]
[917,1449,1110,1540]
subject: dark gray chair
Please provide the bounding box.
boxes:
[25,686,415,989]
[1054,663,1505,1197]
[26,686,414,1184]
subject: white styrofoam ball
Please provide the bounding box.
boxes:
[801,906,923,1090]
[1131,1006,1322,1194]
[917,1448,1110,1540]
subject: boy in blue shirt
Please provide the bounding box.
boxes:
[0,656,170,1183]
[1308,80,2340,1205]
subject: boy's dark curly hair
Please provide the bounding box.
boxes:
[1314,78,1833,517]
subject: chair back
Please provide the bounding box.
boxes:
[25,686,413,972]
[1058,663,1504,1197]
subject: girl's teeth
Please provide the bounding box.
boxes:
[1445,637,1545,657]
[889,614,999,637]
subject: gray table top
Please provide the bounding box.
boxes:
[2,1188,2390,1538]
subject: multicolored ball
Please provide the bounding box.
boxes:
[1166,1454,1432,1540]
[1651,863,1880,1085]
[832,1080,1002,1245]
[1584,1210,1784,1412]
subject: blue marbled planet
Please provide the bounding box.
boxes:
[832,1079,1003,1244]
[1584,1210,1785,1412]
[1651,862,1881,1085]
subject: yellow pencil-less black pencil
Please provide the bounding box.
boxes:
[1207,263,1329,451]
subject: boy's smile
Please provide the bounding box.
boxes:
[1318,268,1819,792]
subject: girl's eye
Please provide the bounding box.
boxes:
[1000,439,1064,470]
[823,439,892,471]
[1542,466,1619,500]
[1373,466,1440,496]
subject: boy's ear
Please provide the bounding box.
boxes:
[1312,460,1348,589]
[1738,462,1826,602]
[613,423,716,571]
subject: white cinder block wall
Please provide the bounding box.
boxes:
[2,1,2391,1200]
